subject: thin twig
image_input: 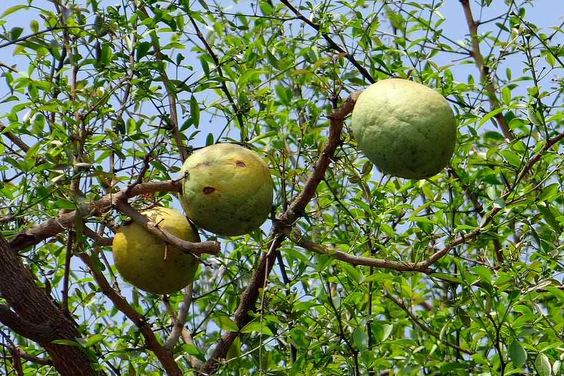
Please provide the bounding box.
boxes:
[186,13,245,136]
[280,0,383,82]
[385,293,473,355]
[137,4,190,160]
[113,198,220,256]
[459,0,514,140]
[287,227,432,273]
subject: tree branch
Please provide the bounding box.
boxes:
[199,92,360,374]
[0,305,57,343]
[0,122,31,152]
[280,0,383,82]
[137,4,190,160]
[0,236,103,375]
[79,252,182,376]
[286,227,432,273]
[385,293,473,355]
[186,13,245,136]
[163,286,194,350]
[113,199,220,256]
[459,0,514,140]
[9,180,180,252]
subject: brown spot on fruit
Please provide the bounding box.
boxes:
[203,186,215,194]
[235,160,246,167]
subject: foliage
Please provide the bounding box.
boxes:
[0,0,562,375]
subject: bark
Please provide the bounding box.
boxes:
[0,235,102,375]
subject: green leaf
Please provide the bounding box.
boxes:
[2,5,28,17]
[136,41,152,60]
[352,327,367,350]
[10,27,23,40]
[205,133,214,146]
[213,314,239,332]
[538,183,560,202]
[51,339,82,347]
[190,95,200,128]
[182,343,205,361]
[478,108,503,128]
[509,340,527,367]
[535,353,552,376]
[473,266,493,285]
[240,321,273,336]
[431,273,464,284]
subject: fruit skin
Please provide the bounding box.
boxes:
[112,207,198,294]
[179,143,273,236]
[351,78,456,179]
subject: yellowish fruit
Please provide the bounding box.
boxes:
[112,207,198,294]
[179,143,273,236]
[351,78,456,179]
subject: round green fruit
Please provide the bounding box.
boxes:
[179,143,273,236]
[112,207,198,294]
[351,78,456,179]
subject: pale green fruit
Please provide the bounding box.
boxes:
[179,143,273,236]
[351,78,456,179]
[112,207,198,294]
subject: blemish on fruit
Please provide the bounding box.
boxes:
[235,160,246,167]
[203,186,216,194]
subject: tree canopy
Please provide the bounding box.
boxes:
[0,0,562,375]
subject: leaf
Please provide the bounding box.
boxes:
[275,85,291,105]
[136,41,152,60]
[508,340,527,367]
[1,5,28,17]
[538,183,560,202]
[181,343,205,361]
[478,108,503,128]
[240,321,273,336]
[380,323,393,342]
[51,339,82,347]
[189,95,200,128]
[430,273,464,284]
[213,314,238,332]
[535,353,552,376]
[352,327,367,350]
[205,133,214,146]
[10,27,24,40]
[473,265,493,285]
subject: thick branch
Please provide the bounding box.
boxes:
[459,0,514,140]
[0,305,57,342]
[0,236,103,375]
[164,286,194,350]
[9,180,181,252]
[199,93,360,374]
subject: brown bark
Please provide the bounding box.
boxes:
[0,235,102,375]
[199,93,361,374]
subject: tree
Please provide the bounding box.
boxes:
[0,0,562,375]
